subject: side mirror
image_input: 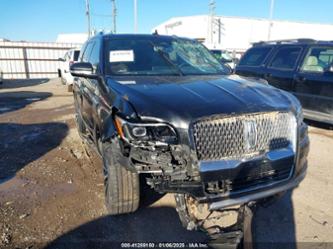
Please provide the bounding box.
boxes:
[233,58,240,65]
[222,63,233,75]
[70,62,98,79]
[323,65,333,74]
[221,59,232,64]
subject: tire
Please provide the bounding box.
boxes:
[102,142,140,215]
[67,84,73,92]
[73,95,87,136]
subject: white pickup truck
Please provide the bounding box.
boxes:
[58,49,80,90]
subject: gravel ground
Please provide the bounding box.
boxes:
[0,78,332,249]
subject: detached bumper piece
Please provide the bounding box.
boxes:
[208,205,254,249]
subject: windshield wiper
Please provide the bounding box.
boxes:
[157,50,184,76]
[150,43,184,76]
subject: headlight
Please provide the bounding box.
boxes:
[114,116,177,144]
[284,92,303,123]
[288,112,297,153]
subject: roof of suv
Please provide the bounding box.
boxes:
[253,38,333,47]
[93,33,192,42]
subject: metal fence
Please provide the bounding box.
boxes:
[0,41,81,79]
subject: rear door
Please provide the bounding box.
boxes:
[78,42,95,129]
[235,46,273,78]
[294,46,333,119]
[81,39,102,131]
[263,46,303,92]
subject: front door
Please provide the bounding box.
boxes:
[294,46,333,121]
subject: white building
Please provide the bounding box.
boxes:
[56,33,88,44]
[153,15,333,52]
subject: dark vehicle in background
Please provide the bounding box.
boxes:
[236,39,333,125]
[70,34,309,230]
[210,49,239,70]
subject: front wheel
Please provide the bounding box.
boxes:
[102,142,140,215]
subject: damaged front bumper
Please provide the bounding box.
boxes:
[111,118,309,209]
[209,165,307,210]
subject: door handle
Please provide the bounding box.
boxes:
[294,76,306,83]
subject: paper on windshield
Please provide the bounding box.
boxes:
[109,50,134,63]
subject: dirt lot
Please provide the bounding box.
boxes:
[0,78,332,248]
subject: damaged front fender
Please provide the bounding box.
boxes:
[100,89,138,142]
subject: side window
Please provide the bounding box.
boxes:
[268,46,302,70]
[73,50,80,61]
[301,47,333,73]
[89,39,101,67]
[82,42,94,62]
[238,47,272,67]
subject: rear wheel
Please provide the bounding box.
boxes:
[102,142,140,215]
[67,84,73,92]
[74,96,86,136]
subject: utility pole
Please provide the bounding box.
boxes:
[134,0,138,33]
[208,0,216,45]
[111,0,117,33]
[267,0,275,40]
[85,0,91,37]
[217,18,222,44]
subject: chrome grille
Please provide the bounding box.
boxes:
[192,112,296,161]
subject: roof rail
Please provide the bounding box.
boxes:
[253,38,316,46]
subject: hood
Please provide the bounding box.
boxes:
[106,75,296,128]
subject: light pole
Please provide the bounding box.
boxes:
[111,0,117,33]
[85,0,91,38]
[267,0,275,41]
[134,0,138,33]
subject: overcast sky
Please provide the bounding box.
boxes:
[1,0,333,42]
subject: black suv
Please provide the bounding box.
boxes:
[236,39,333,125]
[70,34,309,228]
